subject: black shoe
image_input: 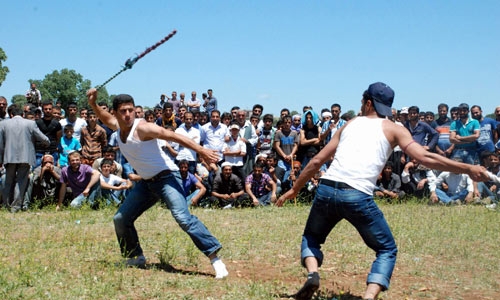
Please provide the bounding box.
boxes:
[294,272,320,300]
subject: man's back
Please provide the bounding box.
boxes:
[0,116,49,166]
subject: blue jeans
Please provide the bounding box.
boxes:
[257,191,272,206]
[69,182,102,208]
[113,171,222,258]
[451,148,477,165]
[434,188,468,204]
[301,184,398,291]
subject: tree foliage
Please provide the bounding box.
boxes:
[0,48,9,87]
[29,69,109,110]
[11,94,26,107]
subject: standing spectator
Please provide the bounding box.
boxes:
[404,106,439,152]
[471,105,497,154]
[320,104,346,146]
[25,82,42,106]
[252,104,264,130]
[245,162,277,206]
[273,115,299,173]
[208,162,249,208]
[79,107,89,121]
[59,102,87,140]
[299,110,322,167]
[55,100,65,118]
[168,91,181,115]
[265,153,285,195]
[58,125,82,167]
[200,110,229,167]
[291,114,302,133]
[435,103,454,157]
[280,108,290,120]
[80,110,107,166]
[157,94,167,109]
[203,89,217,116]
[57,151,101,209]
[0,96,8,121]
[257,114,276,156]
[134,105,144,118]
[35,100,62,167]
[51,106,62,121]
[0,106,49,212]
[235,109,258,177]
[230,106,240,121]
[450,103,480,165]
[186,91,201,112]
[156,102,182,129]
[174,111,200,174]
[222,123,246,180]
[424,111,438,128]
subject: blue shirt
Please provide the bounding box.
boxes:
[405,121,439,150]
[450,118,480,150]
[58,136,82,167]
[181,172,199,197]
[476,117,496,152]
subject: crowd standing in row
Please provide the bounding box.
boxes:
[1,84,500,212]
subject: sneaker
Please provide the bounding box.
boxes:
[294,272,320,300]
[124,255,146,268]
[212,258,229,279]
[486,203,497,210]
[222,204,233,209]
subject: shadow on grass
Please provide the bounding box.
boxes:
[273,288,363,299]
[149,262,214,278]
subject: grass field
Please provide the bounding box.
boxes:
[0,200,498,300]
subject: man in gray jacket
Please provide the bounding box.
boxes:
[0,105,49,212]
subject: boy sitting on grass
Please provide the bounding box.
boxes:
[99,159,132,206]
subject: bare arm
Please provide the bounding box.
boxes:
[276,123,345,206]
[86,88,119,131]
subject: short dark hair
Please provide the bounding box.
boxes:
[408,106,420,114]
[101,158,114,167]
[263,114,273,122]
[252,104,263,111]
[112,94,135,111]
[178,159,189,167]
[437,103,449,111]
[331,103,341,110]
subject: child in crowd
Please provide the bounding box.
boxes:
[99,159,132,205]
[58,125,81,167]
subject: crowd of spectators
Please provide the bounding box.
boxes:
[1,85,500,212]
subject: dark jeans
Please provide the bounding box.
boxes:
[301,183,397,291]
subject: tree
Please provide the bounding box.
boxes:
[30,69,109,109]
[11,94,26,107]
[0,48,9,87]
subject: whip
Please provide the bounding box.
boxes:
[95,29,177,90]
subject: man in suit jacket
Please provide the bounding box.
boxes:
[0,105,49,212]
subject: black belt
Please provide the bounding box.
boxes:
[144,170,171,182]
[319,179,354,189]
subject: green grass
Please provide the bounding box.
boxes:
[0,199,498,299]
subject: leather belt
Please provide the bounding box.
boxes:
[144,170,171,182]
[319,179,354,190]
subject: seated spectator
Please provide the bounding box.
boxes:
[206,162,249,208]
[473,151,499,204]
[374,161,403,200]
[57,151,101,210]
[26,154,62,208]
[92,146,123,178]
[401,157,436,198]
[99,159,132,206]
[58,125,81,167]
[245,162,277,206]
[178,159,206,206]
[265,153,285,195]
[429,160,474,205]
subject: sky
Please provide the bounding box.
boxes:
[1,1,499,117]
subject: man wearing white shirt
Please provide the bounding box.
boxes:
[175,112,200,174]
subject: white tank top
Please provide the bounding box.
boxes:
[117,119,179,179]
[322,117,392,195]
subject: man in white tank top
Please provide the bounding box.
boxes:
[276,82,488,300]
[86,88,228,279]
